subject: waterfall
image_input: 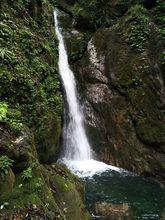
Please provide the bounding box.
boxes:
[54,10,124,177]
[54,10,92,161]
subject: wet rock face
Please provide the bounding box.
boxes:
[57,9,92,63]
[73,5,165,180]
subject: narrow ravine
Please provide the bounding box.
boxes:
[54,10,165,220]
[54,10,124,177]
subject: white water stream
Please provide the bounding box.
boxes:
[54,10,124,177]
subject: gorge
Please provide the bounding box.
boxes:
[0,0,165,219]
[54,8,165,219]
[54,9,124,177]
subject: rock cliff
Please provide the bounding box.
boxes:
[57,0,165,182]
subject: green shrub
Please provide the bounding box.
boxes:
[35,178,44,192]
[0,102,8,122]
[22,167,33,181]
[0,0,62,155]
[0,155,13,175]
[0,102,23,133]
[124,5,150,52]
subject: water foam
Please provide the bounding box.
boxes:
[59,158,127,178]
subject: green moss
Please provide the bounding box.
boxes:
[73,1,164,178]
[0,156,13,175]
[57,0,138,30]
[104,5,164,149]
[68,31,92,63]
[0,168,15,201]
[1,165,62,218]
[46,164,91,220]
[0,0,62,161]
[122,5,150,52]
[0,102,8,121]
[153,0,165,38]
[0,164,90,219]
[0,101,23,134]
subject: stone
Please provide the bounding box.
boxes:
[72,4,165,181]
[0,168,15,201]
[94,202,133,220]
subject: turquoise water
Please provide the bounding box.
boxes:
[85,170,165,219]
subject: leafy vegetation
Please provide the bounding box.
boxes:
[69,31,92,63]
[0,156,13,175]
[123,5,150,52]
[34,177,44,192]
[0,0,62,145]
[153,0,165,38]
[0,102,23,133]
[22,167,33,180]
[57,0,135,30]
[0,102,8,121]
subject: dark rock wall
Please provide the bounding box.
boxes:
[58,0,165,181]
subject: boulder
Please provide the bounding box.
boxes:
[94,202,133,220]
[73,4,165,181]
[0,168,15,201]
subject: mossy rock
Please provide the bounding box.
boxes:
[46,164,91,220]
[73,3,165,181]
[0,168,15,201]
[0,125,39,173]
[37,111,61,163]
[4,167,62,219]
[56,8,93,63]
[0,163,90,220]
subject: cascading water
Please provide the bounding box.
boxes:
[54,10,123,177]
[54,10,92,161]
